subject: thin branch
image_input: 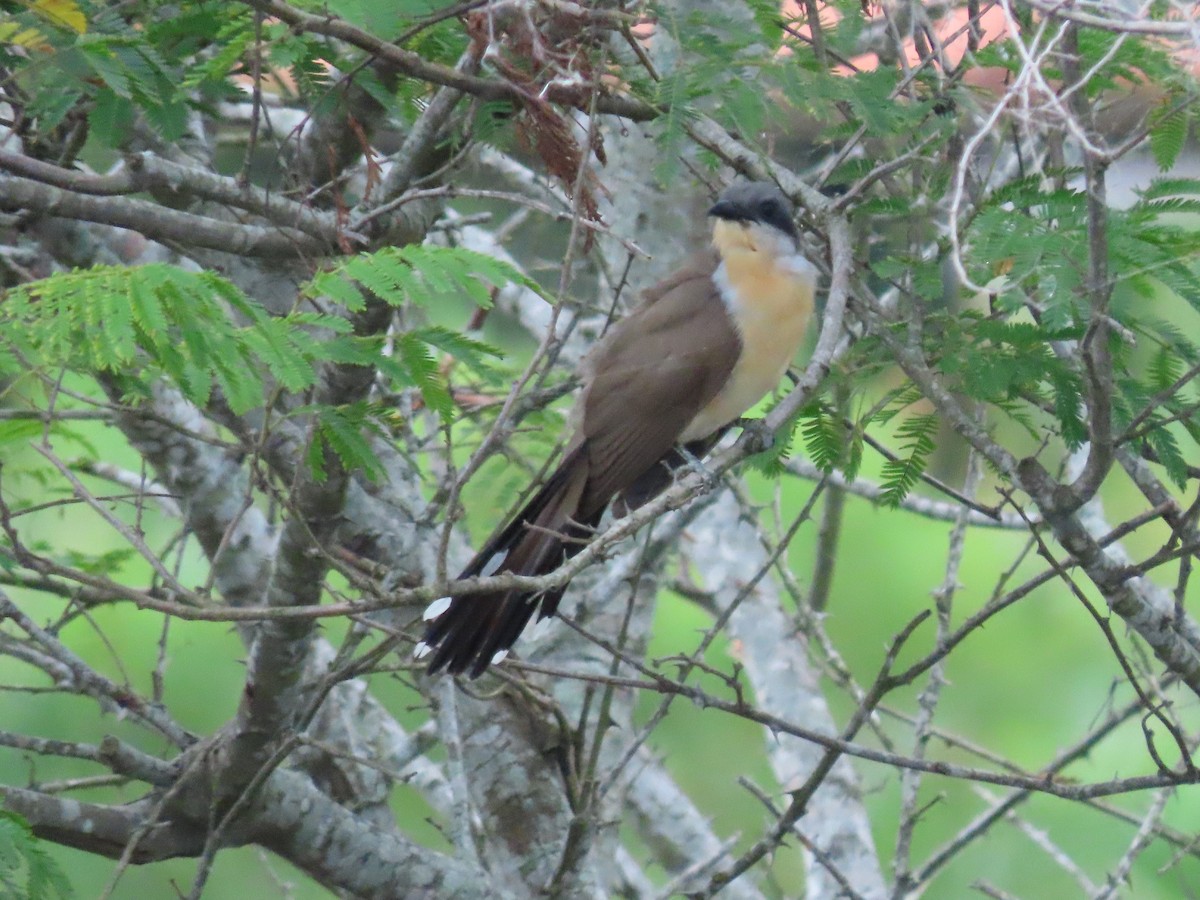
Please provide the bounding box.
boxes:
[239,0,657,121]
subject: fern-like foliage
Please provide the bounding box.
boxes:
[1116,377,1191,488]
[938,170,1200,488]
[296,401,390,484]
[793,401,858,480]
[931,314,1087,447]
[303,246,518,421]
[0,264,349,414]
[879,414,939,507]
[1,245,516,426]
[0,246,530,485]
[0,811,72,900]
[304,245,546,312]
[800,403,842,474]
[1149,105,1190,171]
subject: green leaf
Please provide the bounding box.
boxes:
[1,264,355,415]
[0,811,73,900]
[0,420,44,448]
[239,314,321,394]
[210,348,264,415]
[305,245,535,310]
[1146,423,1188,488]
[1136,177,1200,202]
[1148,343,1182,392]
[307,271,368,312]
[1047,366,1086,448]
[310,404,386,482]
[395,332,452,420]
[89,87,135,148]
[305,429,328,483]
[79,40,131,97]
[652,64,690,184]
[22,82,83,132]
[412,324,504,375]
[799,403,841,473]
[181,15,252,89]
[879,414,938,507]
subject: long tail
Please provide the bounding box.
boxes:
[421,447,600,678]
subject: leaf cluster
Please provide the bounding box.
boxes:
[0,812,71,900]
[0,245,529,480]
[794,400,862,482]
[2,264,348,414]
[796,383,936,508]
[0,0,474,155]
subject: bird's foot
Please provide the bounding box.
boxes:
[734,417,776,454]
[677,446,720,492]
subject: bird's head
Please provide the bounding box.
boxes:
[708,181,799,261]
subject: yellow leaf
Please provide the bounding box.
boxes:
[24,0,86,34]
[0,19,49,48]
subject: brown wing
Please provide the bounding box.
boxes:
[577,254,741,514]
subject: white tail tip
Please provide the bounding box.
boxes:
[479,551,507,577]
[413,641,432,659]
[422,596,452,621]
[491,650,508,665]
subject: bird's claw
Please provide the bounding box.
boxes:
[677,446,720,492]
[734,417,776,453]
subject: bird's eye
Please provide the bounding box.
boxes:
[758,199,787,230]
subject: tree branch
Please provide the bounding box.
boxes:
[239,0,658,121]
[0,173,328,258]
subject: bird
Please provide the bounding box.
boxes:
[419,181,818,677]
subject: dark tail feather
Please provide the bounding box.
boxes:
[423,593,543,678]
[422,448,596,677]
